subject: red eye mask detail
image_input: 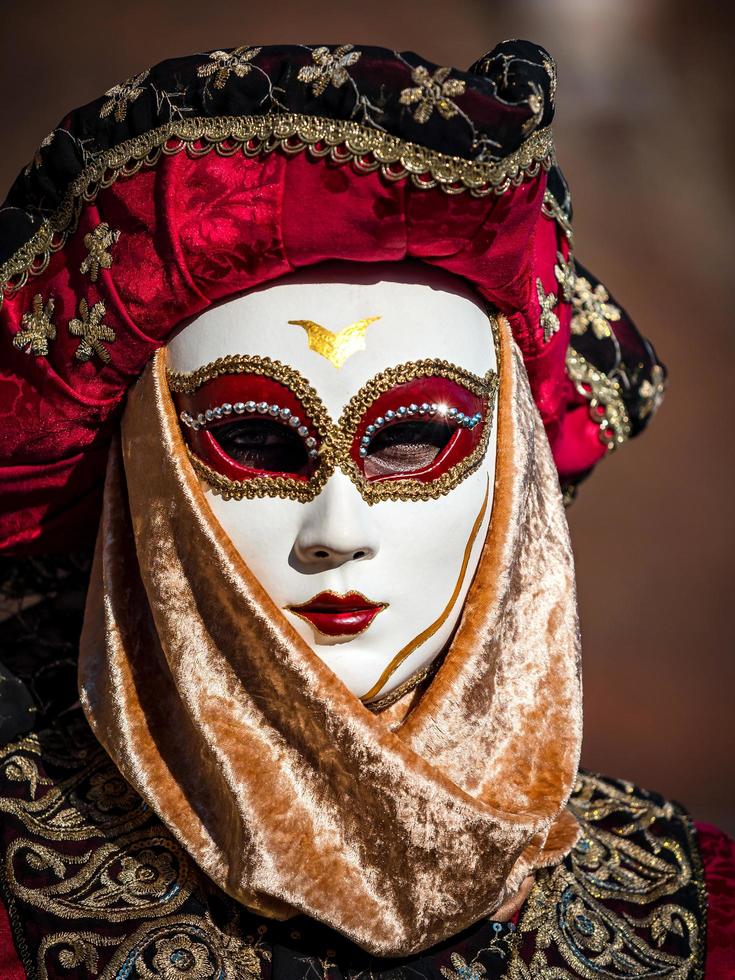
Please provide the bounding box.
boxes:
[173,374,321,482]
[352,376,487,484]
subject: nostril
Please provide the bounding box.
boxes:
[313,549,329,559]
[353,550,366,560]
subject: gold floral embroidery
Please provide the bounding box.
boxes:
[521,81,545,135]
[507,772,704,980]
[68,298,116,363]
[400,65,467,124]
[571,275,621,340]
[0,117,554,306]
[536,278,560,342]
[100,70,149,123]
[3,755,52,799]
[639,364,666,419]
[39,932,118,977]
[118,849,178,899]
[554,250,576,303]
[99,915,255,980]
[25,130,56,176]
[152,933,217,978]
[86,770,138,813]
[565,347,631,450]
[440,951,488,980]
[196,46,262,90]
[80,222,119,281]
[542,188,574,244]
[13,293,56,356]
[297,45,362,97]
[543,57,558,106]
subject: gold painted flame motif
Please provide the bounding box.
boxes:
[288,316,381,368]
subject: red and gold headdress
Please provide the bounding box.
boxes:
[0,40,664,553]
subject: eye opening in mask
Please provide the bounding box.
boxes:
[362,419,456,479]
[209,417,312,477]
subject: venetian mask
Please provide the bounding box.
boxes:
[166,261,499,705]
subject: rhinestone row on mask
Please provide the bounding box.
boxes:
[180,402,319,458]
[358,403,484,458]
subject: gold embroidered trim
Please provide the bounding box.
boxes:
[168,354,498,504]
[565,347,631,450]
[0,116,554,305]
[507,772,703,980]
[542,188,574,244]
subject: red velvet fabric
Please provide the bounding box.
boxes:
[0,897,24,979]
[0,146,598,554]
[696,821,735,977]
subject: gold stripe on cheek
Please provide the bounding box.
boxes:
[359,475,491,703]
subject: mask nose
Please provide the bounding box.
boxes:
[291,472,380,572]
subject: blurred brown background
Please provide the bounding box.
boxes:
[1,0,732,831]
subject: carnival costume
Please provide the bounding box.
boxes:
[0,41,732,979]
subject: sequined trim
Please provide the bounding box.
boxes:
[0,116,554,306]
[565,346,631,451]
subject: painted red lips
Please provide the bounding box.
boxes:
[287,591,387,637]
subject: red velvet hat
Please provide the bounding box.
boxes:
[0,41,665,554]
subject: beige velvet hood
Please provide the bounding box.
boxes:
[78,315,582,957]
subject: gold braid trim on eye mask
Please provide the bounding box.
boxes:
[167,354,498,504]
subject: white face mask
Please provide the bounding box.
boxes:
[166,261,498,705]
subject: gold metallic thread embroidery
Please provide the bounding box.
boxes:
[554,250,576,303]
[168,351,498,505]
[507,772,704,980]
[541,188,574,244]
[297,45,363,97]
[197,46,263,90]
[536,277,560,343]
[288,316,382,368]
[0,715,705,977]
[68,298,116,364]
[399,66,467,124]
[639,364,666,420]
[13,292,56,356]
[80,222,120,282]
[570,275,621,340]
[99,71,150,123]
[565,347,631,450]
